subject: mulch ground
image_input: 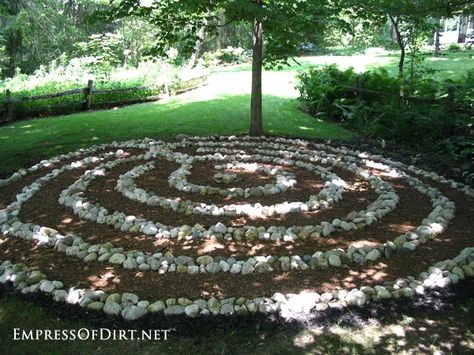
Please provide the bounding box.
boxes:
[13,155,429,257]
[1,146,473,302]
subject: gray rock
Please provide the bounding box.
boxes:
[230,263,242,274]
[122,306,148,321]
[352,253,365,264]
[39,281,55,293]
[53,290,67,302]
[196,255,214,265]
[103,301,122,316]
[340,221,351,231]
[148,301,166,313]
[214,222,227,234]
[87,301,104,311]
[98,253,111,262]
[220,303,234,315]
[206,262,221,274]
[345,290,367,307]
[366,249,381,261]
[26,271,46,285]
[241,263,255,275]
[106,293,121,304]
[374,286,391,299]
[143,224,158,235]
[109,253,126,265]
[322,224,334,237]
[184,304,200,318]
[402,241,416,251]
[84,252,98,263]
[164,305,185,316]
[123,258,138,269]
[121,293,139,304]
[138,263,151,271]
[328,255,342,267]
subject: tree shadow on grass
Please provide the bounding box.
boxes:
[0,279,473,354]
[0,93,351,178]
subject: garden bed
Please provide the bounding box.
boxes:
[0,135,473,321]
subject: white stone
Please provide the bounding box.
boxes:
[328,255,341,267]
[184,304,200,318]
[122,306,148,321]
[366,249,382,261]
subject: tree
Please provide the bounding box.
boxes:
[109,0,337,136]
[348,0,474,86]
[0,0,113,77]
[0,0,22,77]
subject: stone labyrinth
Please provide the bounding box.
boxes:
[0,135,473,321]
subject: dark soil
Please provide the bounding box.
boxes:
[0,145,472,304]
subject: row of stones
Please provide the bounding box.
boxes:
[187,135,473,197]
[0,146,449,279]
[213,162,267,184]
[62,141,400,240]
[194,145,455,258]
[0,137,151,191]
[169,159,298,197]
[165,145,345,211]
[0,137,455,277]
[115,157,345,218]
[1,247,473,320]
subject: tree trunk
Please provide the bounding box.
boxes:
[6,28,22,78]
[389,16,405,80]
[250,2,264,136]
[5,0,22,78]
[434,18,441,57]
[187,15,208,69]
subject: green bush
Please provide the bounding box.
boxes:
[297,65,473,182]
[0,58,208,119]
[448,43,462,51]
[199,47,250,68]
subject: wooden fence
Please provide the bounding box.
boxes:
[0,75,208,123]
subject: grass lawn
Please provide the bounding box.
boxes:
[0,68,351,177]
[225,49,474,79]
[1,49,473,176]
[1,288,473,354]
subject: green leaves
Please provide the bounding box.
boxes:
[109,0,340,64]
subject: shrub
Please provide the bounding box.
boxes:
[199,47,250,68]
[448,43,462,51]
[297,65,473,182]
[0,58,209,120]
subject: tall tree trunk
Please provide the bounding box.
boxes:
[66,0,75,19]
[187,14,208,69]
[250,1,264,136]
[6,30,21,78]
[434,18,441,57]
[389,16,405,80]
[6,0,22,78]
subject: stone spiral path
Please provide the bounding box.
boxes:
[0,135,473,320]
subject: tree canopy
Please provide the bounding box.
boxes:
[109,0,340,135]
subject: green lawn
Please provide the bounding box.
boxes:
[0,68,352,176]
[225,49,474,79]
[1,50,473,176]
[1,291,473,354]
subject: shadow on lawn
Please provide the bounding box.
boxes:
[0,279,472,354]
[0,93,351,178]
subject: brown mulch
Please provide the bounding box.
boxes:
[0,147,472,301]
[187,160,276,189]
[104,158,376,226]
[11,154,431,257]
[0,179,471,301]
